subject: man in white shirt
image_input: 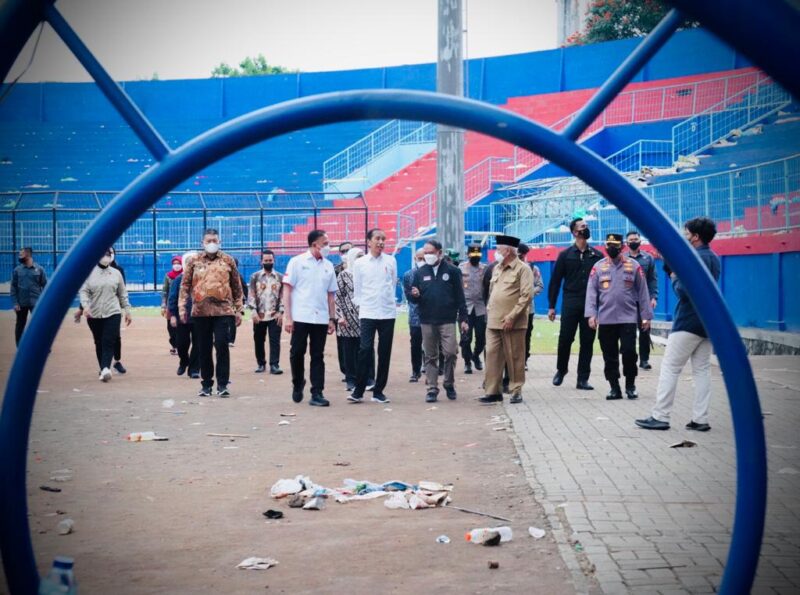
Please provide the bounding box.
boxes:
[348,228,398,404]
[283,230,338,407]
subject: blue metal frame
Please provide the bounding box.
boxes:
[3,0,795,592]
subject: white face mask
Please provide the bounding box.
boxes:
[204,242,220,254]
[172,264,182,272]
[108,253,115,263]
[423,254,438,266]
[319,245,331,258]
[494,250,506,263]
[99,256,112,266]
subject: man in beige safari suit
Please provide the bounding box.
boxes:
[479,235,533,405]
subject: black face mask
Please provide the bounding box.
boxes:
[628,241,641,251]
[263,263,273,272]
[18,257,26,264]
[606,245,621,259]
[578,228,591,240]
[469,256,481,266]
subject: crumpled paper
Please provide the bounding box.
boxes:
[236,557,279,570]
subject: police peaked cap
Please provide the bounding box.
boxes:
[605,233,624,245]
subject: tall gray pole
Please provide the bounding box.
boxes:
[437,0,464,256]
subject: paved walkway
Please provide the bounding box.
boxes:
[506,353,800,594]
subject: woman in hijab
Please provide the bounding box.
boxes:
[161,255,182,355]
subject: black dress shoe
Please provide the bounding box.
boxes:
[625,386,638,399]
[177,365,187,376]
[270,365,283,375]
[464,363,473,374]
[636,416,670,430]
[478,394,503,405]
[639,361,652,370]
[309,393,330,407]
[255,364,266,374]
[509,393,523,404]
[552,372,564,386]
[473,357,483,371]
[576,380,594,390]
[292,389,304,403]
[686,420,711,432]
[445,386,457,400]
[606,386,623,400]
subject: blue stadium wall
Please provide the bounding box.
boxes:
[0,29,751,123]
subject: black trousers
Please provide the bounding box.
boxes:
[114,314,123,361]
[460,311,486,364]
[87,314,121,370]
[228,318,237,345]
[175,322,199,373]
[638,325,652,363]
[254,319,281,366]
[14,306,33,346]
[336,331,346,375]
[598,323,638,386]
[556,304,596,382]
[194,316,233,389]
[167,318,177,348]
[410,325,423,376]
[525,313,534,361]
[355,318,395,396]
[340,336,360,386]
[290,322,328,395]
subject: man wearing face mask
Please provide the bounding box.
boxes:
[548,217,604,390]
[636,217,720,432]
[248,249,284,375]
[10,247,47,346]
[403,248,426,382]
[625,231,658,370]
[479,235,534,404]
[283,230,338,407]
[409,240,469,403]
[179,229,244,398]
[516,243,545,371]
[586,234,653,400]
[458,244,487,374]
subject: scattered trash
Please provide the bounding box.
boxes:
[488,560,500,569]
[262,510,284,519]
[223,446,239,450]
[778,467,799,475]
[528,526,546,539]
[445,505,511,523]
[463,443,478,448]
[236,557,279,570]
[426,406,438,411]
[466,527,512,545]
[72,389,81,393]
[303,496,326,510]
[162,399,175,409]
[574,543,584,552]
[206,433,250,438]
[493,427,508,432]
[669,440,697,448]
[57,519,74,535]
[279,413,296,417]
[288,495,306,508]
[40,486,62,493]
[126,432,168,442]
[384,492,411,510]
[277,421,291,426]
[49,469,73,482]
[270,476,309,498]
[436,535,451,544]
[333,462,351,467]
[383,408,392,412]
[763,411,773,416]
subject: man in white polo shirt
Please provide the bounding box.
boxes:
[283,230,338,407]
[348,228,397,404]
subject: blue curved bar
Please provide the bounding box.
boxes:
[563,8,683,140]
[0,90,765,594]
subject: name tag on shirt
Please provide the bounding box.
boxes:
[423,276,432,281]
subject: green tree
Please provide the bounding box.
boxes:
[566,0,697,45]
[211,53,292,77]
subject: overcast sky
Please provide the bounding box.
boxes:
[6,0,559,83]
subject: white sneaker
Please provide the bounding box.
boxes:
[100,367,112,382]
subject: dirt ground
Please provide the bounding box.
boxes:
[0,312,577,594]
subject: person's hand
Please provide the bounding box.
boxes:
[73,309,82,323]
[641,319,651,331]
[410,287,420,298]
[124,313,132,327]
[588,316,598,330]
[502,316,513,331]
[251,311,259,322]
[259,311,265,321]
[650,298,657,310]
[13,304,20,312]
[160,306,167,318]
[180,312,188,324]
[339,318,347,328]
[170,315,178,328]
[547,308,556,322]
[284,317,293,334]
[84,308,92,319]
[275,312,283,327]
[327,320,336,335]
[460,321,469,334]
[235,313,242,327]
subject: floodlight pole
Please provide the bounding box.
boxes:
[436,0,465,257]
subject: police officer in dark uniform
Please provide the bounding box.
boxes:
[625,231,658,369]
[548,217,604,390]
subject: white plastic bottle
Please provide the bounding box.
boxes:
[465,526,513,544]
[39,556,78,594]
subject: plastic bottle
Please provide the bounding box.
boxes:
[38,556,78,594]
[465,526,513,544]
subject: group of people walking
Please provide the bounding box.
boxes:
[11,215,720,431]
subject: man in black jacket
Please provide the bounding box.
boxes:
[409,239,469,403]
[548,217,604,390]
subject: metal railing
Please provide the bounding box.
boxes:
[322,120,436,189]
[493,154,800,246]
[605,139,675,172]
